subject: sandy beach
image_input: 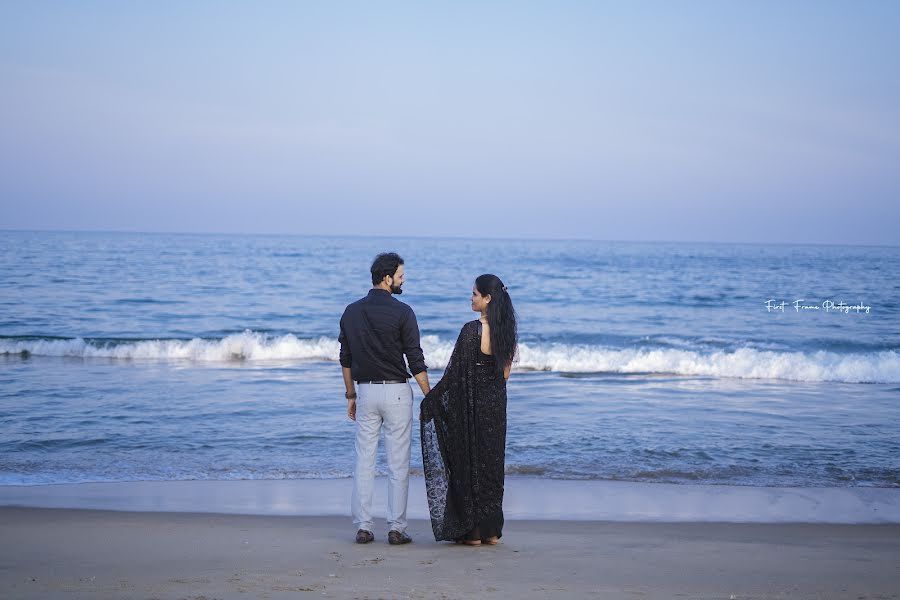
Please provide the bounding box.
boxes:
[2,506,898,600]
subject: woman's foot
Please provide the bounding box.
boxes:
[482,536,499,545]
[463,539,482,546]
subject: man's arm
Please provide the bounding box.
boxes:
[338,315,352,371]
[339,314,356,420]
[413,370,430,396]
[401,309,430,395]
[343,366,357,421]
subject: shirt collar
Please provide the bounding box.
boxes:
[368,288,391,296]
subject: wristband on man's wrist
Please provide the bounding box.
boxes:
[345,391,357,400]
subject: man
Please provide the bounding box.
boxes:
[339,252,430,545]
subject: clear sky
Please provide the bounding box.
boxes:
[1,1,898,245]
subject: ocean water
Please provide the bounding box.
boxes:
[1,231,898,487]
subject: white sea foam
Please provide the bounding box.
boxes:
[0,332,340,362]
[514,343,900,383]
[2,333,899,383]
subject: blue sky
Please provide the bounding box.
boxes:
[1,1,898,245]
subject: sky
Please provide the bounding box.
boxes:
[1,1,898,245]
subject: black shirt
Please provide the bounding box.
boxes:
[339,289,427,382]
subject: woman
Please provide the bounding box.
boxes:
[420,274,517,545]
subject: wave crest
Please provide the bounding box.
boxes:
[0,332,338,362]
[2,333,899,383]
[515,344,900,383]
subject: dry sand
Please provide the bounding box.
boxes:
[2,506,898,599]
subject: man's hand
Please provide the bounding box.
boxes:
[347,397,356,421]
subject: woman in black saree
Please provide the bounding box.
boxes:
[420,274,517,546]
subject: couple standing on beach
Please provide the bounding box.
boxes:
[339,252,517,546]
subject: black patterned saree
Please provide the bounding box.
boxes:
[420,320,507,542]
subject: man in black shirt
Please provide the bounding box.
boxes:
[339,252,430,544]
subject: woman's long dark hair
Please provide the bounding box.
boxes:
[476,274,518,376]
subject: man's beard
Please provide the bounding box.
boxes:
[390,284,403,294]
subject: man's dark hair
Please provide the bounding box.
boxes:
[370,252,404,286]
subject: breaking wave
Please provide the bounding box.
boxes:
[2,332,899,383]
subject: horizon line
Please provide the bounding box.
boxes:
[0,227,897,250]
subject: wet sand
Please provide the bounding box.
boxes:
[2,477,898,523]
[2,506,899,600]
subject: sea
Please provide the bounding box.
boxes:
[1,231,898,489]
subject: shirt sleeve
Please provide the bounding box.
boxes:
[400,307,428,375]
[338,312,352,369]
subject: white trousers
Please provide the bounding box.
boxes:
[351,381,413,533]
